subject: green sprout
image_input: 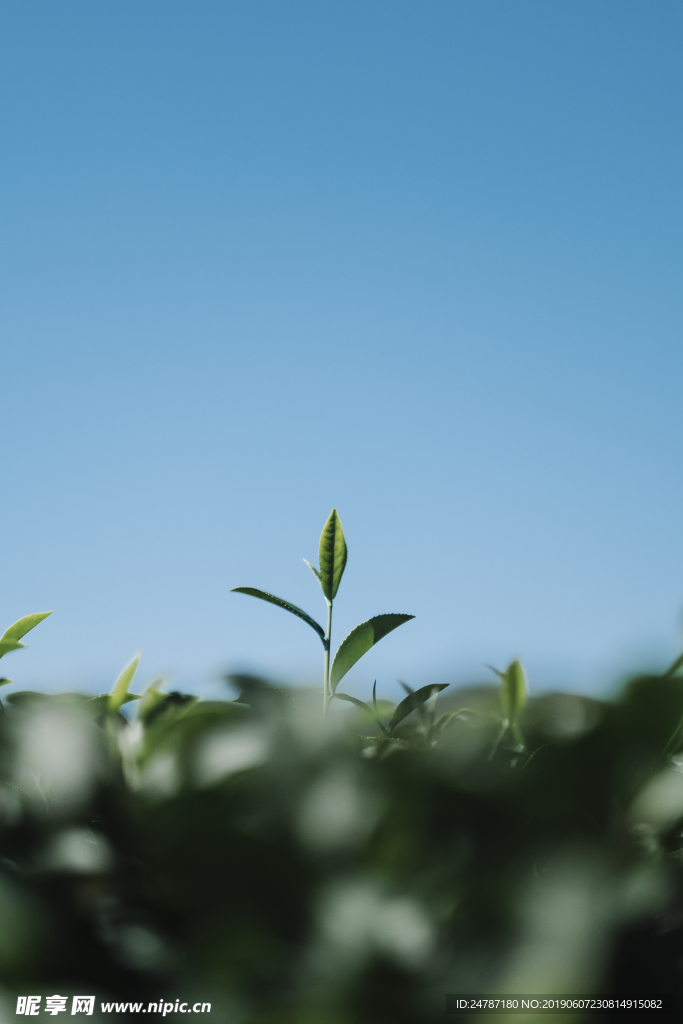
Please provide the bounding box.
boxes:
[232,509,415,714]
[0,611,52,706]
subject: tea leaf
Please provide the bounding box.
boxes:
[0,640,25,660]
[231,587,326,643]
[500,660,527,723]
[1,611,52,643]
[109,654,141,712]
[334,692,372,714]
[318,508,347,600]
[88,692,140,720]
[303,559,323,587]
[330,614,414,691]
[389,683,449,732]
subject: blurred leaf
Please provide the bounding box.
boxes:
[318,508,347,600]
[0,678,12,688]
[226,673,290,712]
[5,690,51,707]
[500,660,527,723]
[389,683,449,732]
[1,611,52,643]
[334,692,372,714]
[330,614,414,691]
[231,587,325,643]
[622,674,683,758]
[0,640,24,660]
[86,694,111,719]
[108,654,141,712]
[138,678,169,721]
[139,690,197,727]
[88,692,140,720]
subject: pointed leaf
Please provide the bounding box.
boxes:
[231,587,325,643]
[0,640,25,660]
[108,654,141,712]
[371,683,390,736]
[334,692,373,714]
[500,660,527,723]
[318,508,347,600]
[398,680,433,729]
[389,683,449,732]
[303,559,323,587]
[1,611,53,643]
[330,614,414,691]
[0,678,13,688]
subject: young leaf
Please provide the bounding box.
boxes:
[1,611,53,643]
[231,587,326,643]
[108,654,141,713]
[399,680,431,730]
[330,614,415,691]
[500,660,527,723]
[0,678,13,688]
[318,508,347,600]
[303,559,323,587]
[389,683,449,732]
[0,640,25,660]
[334,692,373,714]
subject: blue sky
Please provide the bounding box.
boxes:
[2,1,682,702]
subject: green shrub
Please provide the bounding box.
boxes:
[1,518,682,1022]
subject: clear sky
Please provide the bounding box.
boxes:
[2,1,682,702]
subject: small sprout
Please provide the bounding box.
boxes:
[232,510,414,715]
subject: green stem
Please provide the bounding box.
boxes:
[323,599,332,714]
[488,720,508,761]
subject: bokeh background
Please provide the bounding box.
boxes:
[2,0,682,701]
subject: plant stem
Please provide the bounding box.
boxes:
[323,599,332,714]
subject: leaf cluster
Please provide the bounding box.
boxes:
[0,650,682,1018]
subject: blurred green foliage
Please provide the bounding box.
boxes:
[1,638,683,1021]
